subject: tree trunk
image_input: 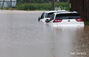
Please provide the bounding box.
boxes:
[1,0,5,9]
[52,0,55,10]
[10,0,12,8]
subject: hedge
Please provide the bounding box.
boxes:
[16,2,70,10]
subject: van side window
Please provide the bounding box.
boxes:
[50,14,54,21]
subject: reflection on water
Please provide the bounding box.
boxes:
[49,26,89,57]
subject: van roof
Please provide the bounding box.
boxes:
[55,11,78,14]
[44,10,66,13]
[44,11,57,13]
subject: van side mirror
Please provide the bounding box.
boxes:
[45,19,50,23]
[38,17,41,21]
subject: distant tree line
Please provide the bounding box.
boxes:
[17,0,49,4]
[17,0,68,4]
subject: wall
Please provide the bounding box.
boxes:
[70,0,89,21]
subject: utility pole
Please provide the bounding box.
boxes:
[52,0,55,10]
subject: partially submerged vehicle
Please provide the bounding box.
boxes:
[46,11,84,27]
[38,10,67,23]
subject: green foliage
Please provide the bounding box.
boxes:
[0,7,9,10]
[16,3,52,10]
[17,0,49,4]
[16,2,70,10]
[84,21,89,25]
[55,2,70,10]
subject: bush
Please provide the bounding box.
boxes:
[55,2,70,10]
[16,3,51,10]
[16,2,69,10]
[84,21,89,25]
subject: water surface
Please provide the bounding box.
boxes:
[0,10,89,57]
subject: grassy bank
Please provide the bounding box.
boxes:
[0,2,70,10]
[16,2,70,10]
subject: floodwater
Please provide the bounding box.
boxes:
[0,10,89,57]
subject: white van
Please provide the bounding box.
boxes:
[46,11,84,27]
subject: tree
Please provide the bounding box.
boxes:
[52,0,55,10]
[1,0,5,9]
[17,0,50,3]
[10,0,12,8]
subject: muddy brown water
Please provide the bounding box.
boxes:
[0,10,89,57]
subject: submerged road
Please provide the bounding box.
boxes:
[0,10,89,57]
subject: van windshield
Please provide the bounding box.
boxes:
[56,13,81,19]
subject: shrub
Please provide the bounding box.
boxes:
[16,2,69,10]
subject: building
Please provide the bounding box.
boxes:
[70,0,89,21]
[0,0,16,7]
